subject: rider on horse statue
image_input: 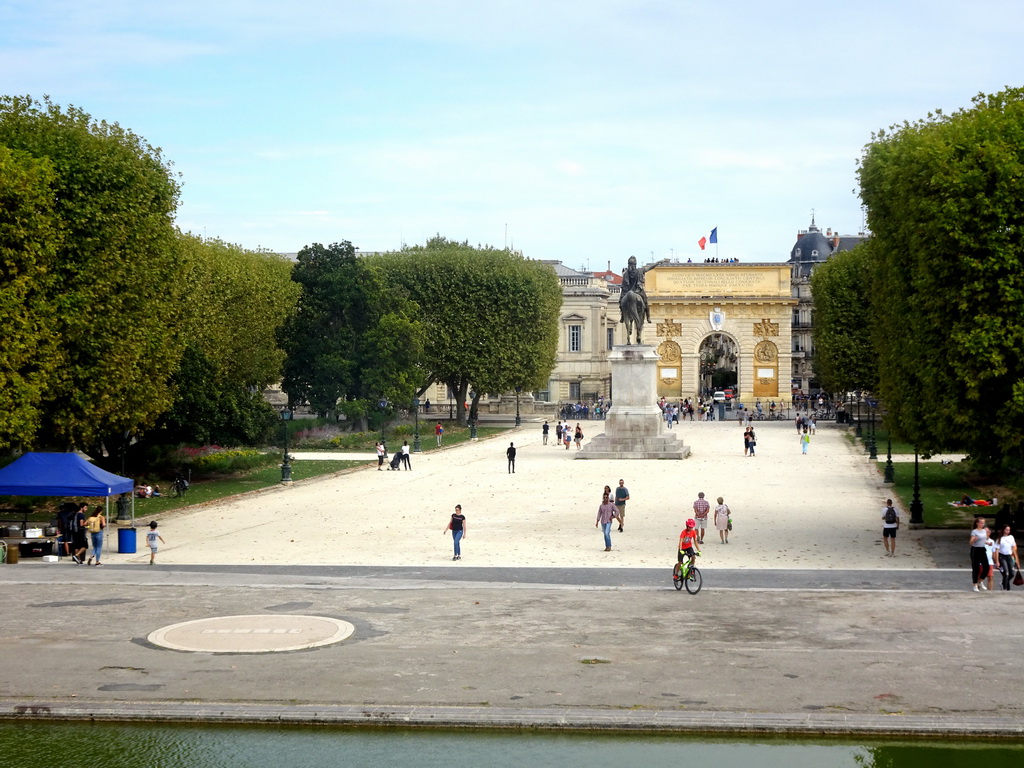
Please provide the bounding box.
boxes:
[620,255,655,324]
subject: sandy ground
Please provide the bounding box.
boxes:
[100,418,948,569]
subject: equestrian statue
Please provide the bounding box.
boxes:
[619,256,665,345]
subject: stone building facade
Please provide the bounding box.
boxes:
[644,264,796,403]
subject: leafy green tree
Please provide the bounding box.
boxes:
[157,235,299,445]
[858,87,1024,463]
[0,96,183,449]
[372,237,561,425]
[0,145,60,450]
[810,244,877,395]
[280,242,424,429]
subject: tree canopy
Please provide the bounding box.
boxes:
[0,96,183,449]
[0,145,60,450]
[280,241,424,427]
[810,244,877,395]
[157,235,299,445]
[857,87,1024,463]
[371,237,561,424]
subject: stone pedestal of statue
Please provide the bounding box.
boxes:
[576,345,690,460]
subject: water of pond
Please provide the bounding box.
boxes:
[0,721,1021,768]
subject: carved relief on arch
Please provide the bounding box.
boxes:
[754,340,778,363]
[657,340,682,365]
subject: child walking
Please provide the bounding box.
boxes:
[146,520,165,565]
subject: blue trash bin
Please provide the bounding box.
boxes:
[117,527,137,554]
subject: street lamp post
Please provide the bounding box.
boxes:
[868,401,877,459]
[378,398,388,449]
[514,387,522,427]
[884,431,895,484]
[412,397,422,453]
[855,392,862,438]
[910,450,925,524]
[280,408,293,483]
[469,389,478,440]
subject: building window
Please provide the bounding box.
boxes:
[569,325,582,352]
[569,381,581,400]
[607,327,614,350]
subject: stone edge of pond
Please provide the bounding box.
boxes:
[2,701,1024,738]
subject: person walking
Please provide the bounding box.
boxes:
[146,520,165,565]
[542,421,549,446]
[748,427,757,457]
[692,492,710,544]
[555,421,563,447]
[435,422,444,447]
[800,427,810,455]
[743,426,752,456]
[85,505,106,566]
[994,525,1020,590]
[70,502,89,564]
[881,499,899,556]
[506,442,516,473]
[376,441,386,470]
[444,504,466,561]
[401,440,411,470]
[714,496,731,543]
[596,492,620,552]
[563,429,572,450]
[574,424,584,450]
[970,516,992,591]
[614,479,630,533]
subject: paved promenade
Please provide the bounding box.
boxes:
[1,420,1019,736]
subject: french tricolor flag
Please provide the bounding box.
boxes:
[698,227,717,250]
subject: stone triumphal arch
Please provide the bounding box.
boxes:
[644,263,795,403]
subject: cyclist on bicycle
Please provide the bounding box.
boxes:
[678,518,701,570]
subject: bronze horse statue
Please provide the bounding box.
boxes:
[620,287,645,345]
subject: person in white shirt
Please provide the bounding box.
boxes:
[994,525,1020,591]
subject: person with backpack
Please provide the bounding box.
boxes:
[881,499,900,557]
[85,505,106,566]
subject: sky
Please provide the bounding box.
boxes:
[2,1,1022,269]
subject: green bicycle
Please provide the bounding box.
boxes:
[672,552,702,594]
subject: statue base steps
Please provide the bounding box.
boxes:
[575,344,690,460]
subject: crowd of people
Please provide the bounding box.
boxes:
[558,399,611,420]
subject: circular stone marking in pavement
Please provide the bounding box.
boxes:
[148,614,355,654]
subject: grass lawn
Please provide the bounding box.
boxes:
[846,427,915,456]
[878,460,999,528]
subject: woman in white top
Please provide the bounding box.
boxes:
[994,525,1020,591]
[714,497,731,544]
[969,516,992,592]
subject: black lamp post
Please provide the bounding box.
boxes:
[469,389,478,439]
[412,397,422,453]
[910,450,924,524]
[868,400,877,459]
[378,398,388,448]
[884,431,895,484]
[855,391,862,438]
[514,387,522,427]
[280,408,293,483]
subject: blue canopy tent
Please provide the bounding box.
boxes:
[0,452,135,558]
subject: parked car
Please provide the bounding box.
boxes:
[724,388,735,400]
[712,391,726,403]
